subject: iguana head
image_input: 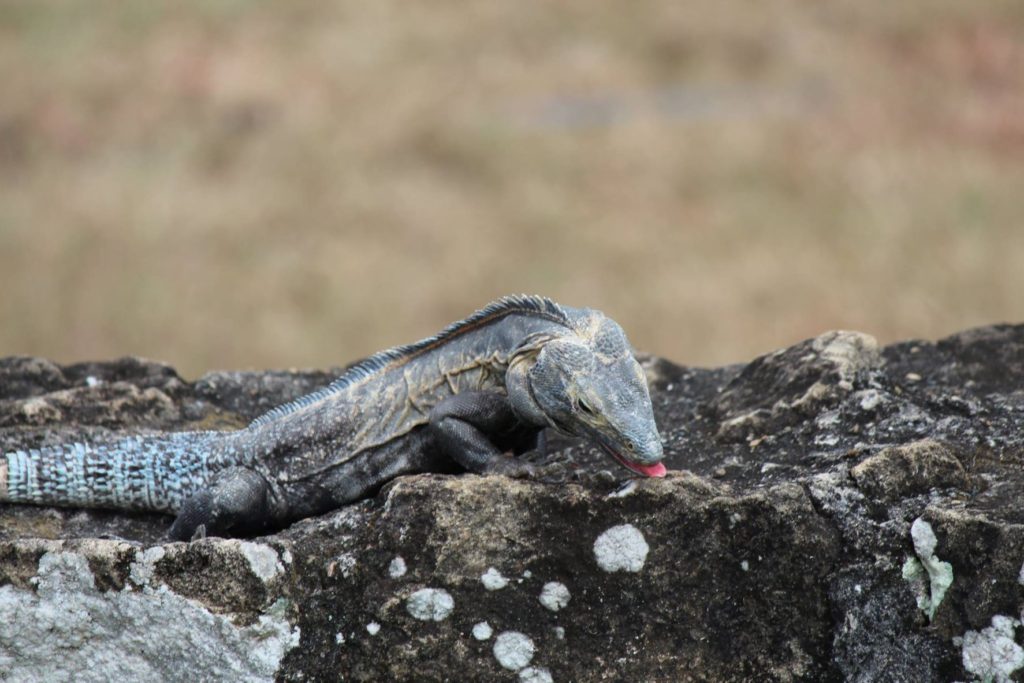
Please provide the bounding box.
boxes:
[507,313,666,478]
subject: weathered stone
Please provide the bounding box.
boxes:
[850,440,968,503]
[0,543,298,682]
[3,322,1024,681]
[709,330,881,442]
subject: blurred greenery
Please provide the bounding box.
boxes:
[1,0,1022,377]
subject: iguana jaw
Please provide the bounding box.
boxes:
[601,444,667,478]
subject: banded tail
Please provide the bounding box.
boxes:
[0,432,219,514]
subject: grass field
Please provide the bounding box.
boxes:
[1,0,1022,377]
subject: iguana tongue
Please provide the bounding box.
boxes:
[605,446,668,478]
[631,461,667,478]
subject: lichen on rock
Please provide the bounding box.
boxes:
[593,523,649,573]
[493,630,536,671]
[959,614,1024,683]
[902,517,954,621]
[405,587,455,622]
[0,550,299,682]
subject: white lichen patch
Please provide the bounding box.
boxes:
[335,632,346,645]
[553,626,565,640]
[366,622,381,636]
[493,631,535,671]
[388,556,407,578]
[519,666,554,683]
[538,582,570,612]
[481,567,509,590]
[238,541,285,583]
[902,517,953,621]
[740,560,750,572]
[472,621,493,641]
[911,517,938,557]
[1017,560,1024,586]
[328,552,357,579]
[856,389,883,412]
[128,546,166,587]
[593,524,649,573]
[406,588,454,621]
[0,551,299,683]
[961,615,1024,682]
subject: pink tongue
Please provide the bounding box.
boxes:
[635,461,667,478]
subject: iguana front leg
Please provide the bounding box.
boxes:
[169,467,277,541]
[428,391,554,478]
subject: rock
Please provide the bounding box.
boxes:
[850,440,969,503]
[708,330,882,442]
[3,322,1024,681]
[193,367,344,425]
[0,540,297,682]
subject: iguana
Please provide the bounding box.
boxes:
[0,295,666,540]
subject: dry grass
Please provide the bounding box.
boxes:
[1,0,1022,377]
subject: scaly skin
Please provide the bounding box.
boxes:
[0,296,666,540]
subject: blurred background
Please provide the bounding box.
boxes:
[1,0,1022,378]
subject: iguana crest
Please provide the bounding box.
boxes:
[249,294,569,428]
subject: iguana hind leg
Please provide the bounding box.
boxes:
[169,467,275,541]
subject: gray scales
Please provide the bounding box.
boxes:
[0,296,666,540]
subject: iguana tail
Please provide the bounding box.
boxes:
[0,432,220,514]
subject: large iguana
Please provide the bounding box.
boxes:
[0,296,666,540]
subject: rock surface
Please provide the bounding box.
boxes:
[2,324,1024,681]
